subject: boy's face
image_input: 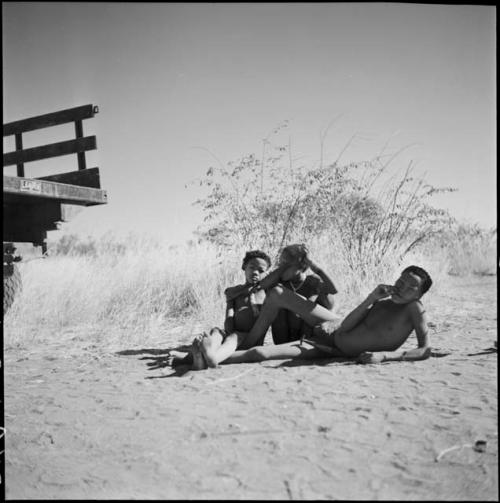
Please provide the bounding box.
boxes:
[243,257,269,285]
[391,271,424,304]
[280,263,303,282]
[278,248,307,281]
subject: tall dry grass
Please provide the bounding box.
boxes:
[4,227,468,350]
[442,223,497,277]
[4,235,241,349]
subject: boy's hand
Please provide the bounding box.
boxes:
[356,351,385,364]
[368,284,395,304]
[293,244,319,272]
[313,320,340,337]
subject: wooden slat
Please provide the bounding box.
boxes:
[75,120,87,170]
[3,136,96,166]
[15,133,25,176]
[36,167,102,188]
[3,104,98,136]
[3,175,108,206]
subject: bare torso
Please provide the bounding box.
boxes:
[335,300,418,357]
[232,289,266,332]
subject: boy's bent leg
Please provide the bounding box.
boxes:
[271,308,290,345]
[200,328,224,368]
[222,341,326,364]
[244,286,340,348]
[270,287,340,326]
[213,332,244,365]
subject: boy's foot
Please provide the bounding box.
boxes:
[200,329,223,368]
[169,353,193,367]
[191,335,207,370]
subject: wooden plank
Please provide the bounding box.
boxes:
[75,120,87,170]
[15,133,25,176]
[37,167,102,189]
[3,136,96,166]
[3,175,108,206]
[3,104,98,136]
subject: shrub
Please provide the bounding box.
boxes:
[192,124,457,277]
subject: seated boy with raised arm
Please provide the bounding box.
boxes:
[169,250,274,369]
[188,249,307,369]
[221,265,432,365]
[270,244,338,344]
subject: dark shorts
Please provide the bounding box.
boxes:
[304,330,348,357]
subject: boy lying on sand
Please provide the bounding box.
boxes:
[220,265,432,365]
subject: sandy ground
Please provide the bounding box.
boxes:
[3,275,498,500]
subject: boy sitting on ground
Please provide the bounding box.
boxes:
[221,265,433,365]
[172,250,285,370]
[270,244,338,344]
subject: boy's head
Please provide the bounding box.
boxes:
[278,244,309,272]
[392,265,432,304]
[242,250,271,285]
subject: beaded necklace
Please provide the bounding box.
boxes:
[288,275,306,293]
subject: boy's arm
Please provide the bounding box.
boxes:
[357,302,431,364]
[382,301,430,362]
[223,265,288,302]
[339,284,394,333]
[308,261,337,310]
[224,299,235,334]
[257,264,288,290]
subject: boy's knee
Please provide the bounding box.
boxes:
[266,285,285,305]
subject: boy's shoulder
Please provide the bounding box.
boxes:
[224,283,246,294]
[224,283,248,299]
[406,299,426,317]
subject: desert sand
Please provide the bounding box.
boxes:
[3,275,498,500]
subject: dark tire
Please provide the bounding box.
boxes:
[4,263,22,314]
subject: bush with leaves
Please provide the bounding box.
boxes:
[192,126,457,277]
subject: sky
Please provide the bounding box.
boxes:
[2,2,496,245]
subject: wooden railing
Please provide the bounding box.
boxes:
[3,104,99,176]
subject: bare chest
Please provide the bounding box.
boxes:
[364,302,413,340]
[234,289,266,311]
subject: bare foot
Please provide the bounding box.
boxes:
[169,353,193,367]
[191,335,207,370]
[200,329,224,368]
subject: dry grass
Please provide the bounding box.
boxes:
[4,228,475,350]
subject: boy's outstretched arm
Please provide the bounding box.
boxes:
[381,301,430,362]
[357,301,431,364]
[257,263,288,290]
[224,264,288,302]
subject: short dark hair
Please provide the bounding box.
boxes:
[402,265,433,294]
[242,250,271,270]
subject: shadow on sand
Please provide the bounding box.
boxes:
[116,345,194,378]
[116,346,455,380]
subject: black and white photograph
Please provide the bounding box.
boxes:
[2,2,497,500]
